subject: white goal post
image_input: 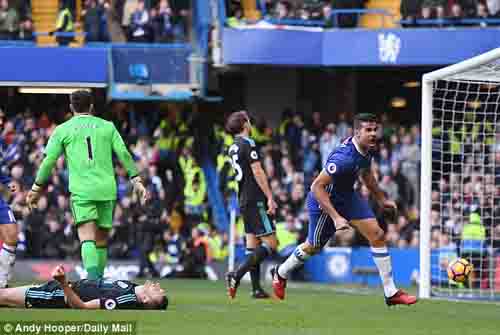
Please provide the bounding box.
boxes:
[421,47,500,299]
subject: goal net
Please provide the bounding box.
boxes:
[421,48,500,300]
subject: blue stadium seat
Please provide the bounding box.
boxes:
[128,64,150,85]
[461,240,485,254]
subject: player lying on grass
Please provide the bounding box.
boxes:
[271,113,417,306]
[0,265,168,310]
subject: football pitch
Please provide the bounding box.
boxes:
[3,280,500,335]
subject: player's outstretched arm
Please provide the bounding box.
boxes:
[360,169,397,212]
[52,265,99,310]
[110,125,139,178]
[0,170,12,199]
[251,161,277,215]
[131,176,149,205]
[28,128,64,210]
[311,170,349,230]
[34,128,64,186]
[110,125,148,205]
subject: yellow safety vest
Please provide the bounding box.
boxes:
[432,127,441,136]
[56,8,74,31]
[184,168,206,206]
[462,223,486,241]
[251,126,270,144]
[275,223,298,252]
[208,235,228,261]
[279,119,290,136]
[217,154,238,193]
[156,134,180,151]
[449,130,462,155]
[484,122,495,145]
[179,156,194,173]
[180,156,206,207]
[462,213,485,241]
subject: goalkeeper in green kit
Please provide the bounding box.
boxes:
[26,91,148,279]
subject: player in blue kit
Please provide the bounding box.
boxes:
[271,113,417,306]
[0,111,18,288]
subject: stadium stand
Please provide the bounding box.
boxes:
[224,0,500,28]
[6,0,500,45]
[0,1,498,286]
[0,91,439,279]
[0,0,32,41]
[0,0,192,44]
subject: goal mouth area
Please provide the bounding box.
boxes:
[431,289,500,302]
[420,47,500,300]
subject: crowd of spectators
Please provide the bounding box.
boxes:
[0,0,33,41]
[116,0,190,43]
[428,111,500,287]
[401,0,500,27]
[1,95,499,280]
[4,0,500,44]
[0,0,190,44]
[225,0,500,29]
[219,110,424,250]
[0,100,218,278]
[227,0,367,28]
[82,0,192,43]
[81,0,191,43]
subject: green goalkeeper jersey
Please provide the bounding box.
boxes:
[35,114,139,201]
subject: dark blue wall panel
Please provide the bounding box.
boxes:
[223,29,323,65]
[0,47,108,83]
[111,45,191,84]
[223,28,500,66]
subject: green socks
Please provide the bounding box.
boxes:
[96,246,108,278]
[81,241,99,280]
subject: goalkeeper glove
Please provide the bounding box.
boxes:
[27,184,42,211]
[131,176,148,205]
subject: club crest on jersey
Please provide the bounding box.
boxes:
[250,151,258,160]
[327,163,337,174]
[104,299,117,310]
[117,281,129,289]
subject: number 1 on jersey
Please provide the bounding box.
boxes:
[86,136,94,161]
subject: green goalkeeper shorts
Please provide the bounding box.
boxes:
[70,199,116,229]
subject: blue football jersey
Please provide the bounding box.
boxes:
[0,138,12,210]
[307,137,372,212]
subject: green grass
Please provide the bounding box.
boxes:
[3,280,500,335]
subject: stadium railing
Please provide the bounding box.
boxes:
[33,32,87,38]
[84,42,190,48]
[399,18,500,26]
[225,8,395,28]
[0,40,36,46]
[330,8,394,28]
[0,32,86,45]
[263,18,325,27]
[216,0,227,29]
